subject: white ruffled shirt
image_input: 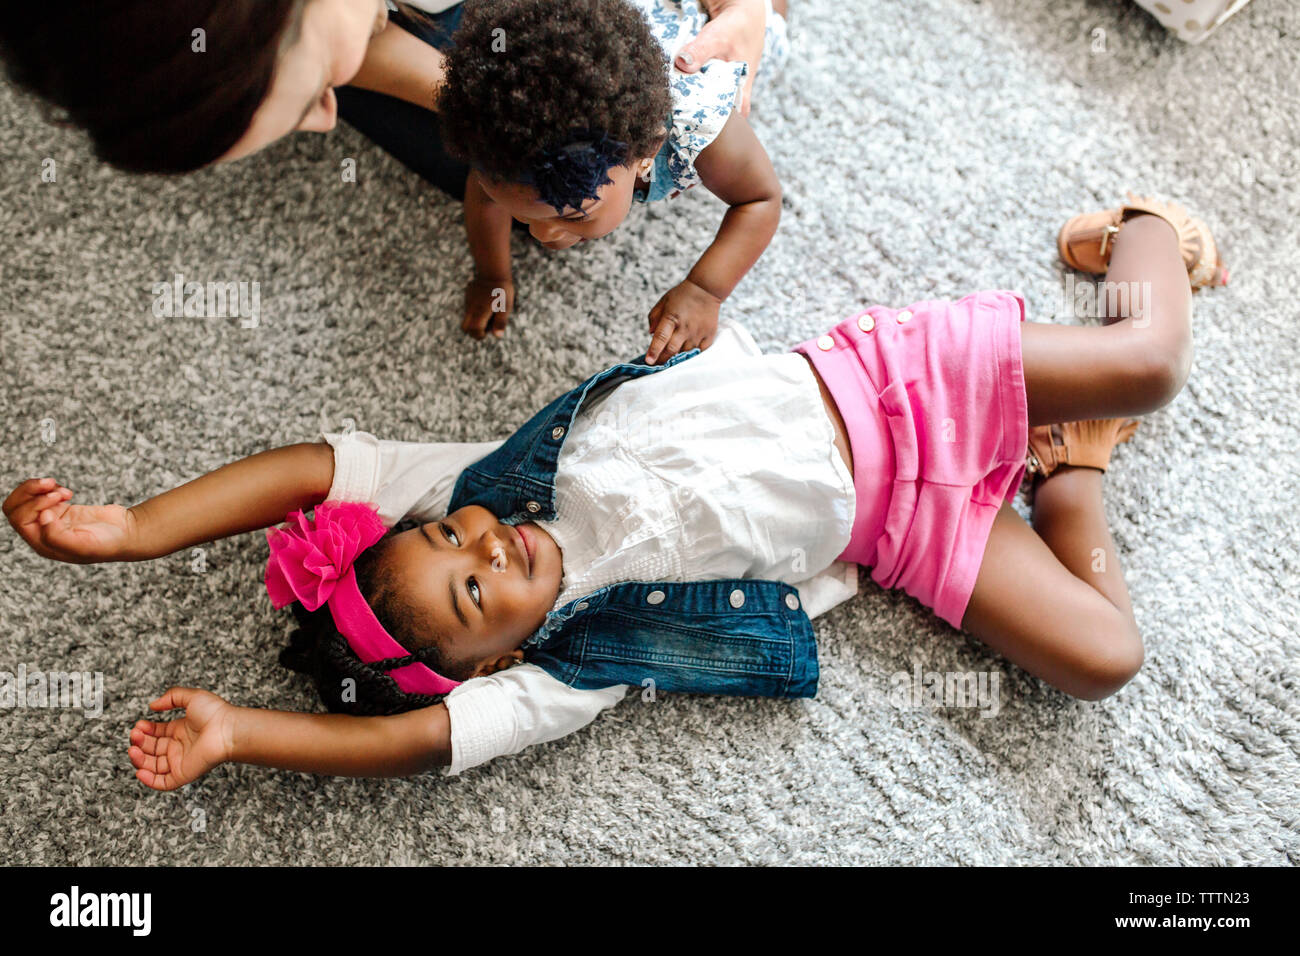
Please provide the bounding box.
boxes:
[547,331,853,608]
[323,322,858,775]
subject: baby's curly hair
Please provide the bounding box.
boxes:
[438,0,671,210]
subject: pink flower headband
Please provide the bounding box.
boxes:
[265,502,461,696]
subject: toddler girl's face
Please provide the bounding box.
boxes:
[481,162,645,250]
[380,506,563,678]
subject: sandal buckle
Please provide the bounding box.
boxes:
[1099,224,1120,258]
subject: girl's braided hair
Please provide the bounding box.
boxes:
[278,523,458,716]
[438,0,672,211]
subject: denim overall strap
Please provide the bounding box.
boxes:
[448,348,699,521]
[526,579,819,699]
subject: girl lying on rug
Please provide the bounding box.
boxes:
[438,0,790,363]
[5,197,1223,789]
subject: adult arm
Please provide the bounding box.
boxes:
[348,21,447,112]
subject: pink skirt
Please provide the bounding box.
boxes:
[793,291,1029,628]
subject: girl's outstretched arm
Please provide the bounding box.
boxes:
[4,442,335,564]
[645,112,781,363]
[129,687,452,790]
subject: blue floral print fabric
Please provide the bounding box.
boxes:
[629,0,789,203]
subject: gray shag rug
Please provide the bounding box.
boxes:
[1,0,1297,865]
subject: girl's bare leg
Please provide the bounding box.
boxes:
[963,487,1140,701]
[1021,213,1193,425]
[962,214,1193,699]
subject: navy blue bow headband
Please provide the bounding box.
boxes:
[518,129,629,214]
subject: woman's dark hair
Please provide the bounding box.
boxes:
[279,527,459,716]
[0,0,304,173]
[438,0,671,206]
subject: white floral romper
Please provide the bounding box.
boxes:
[627,0,789,203]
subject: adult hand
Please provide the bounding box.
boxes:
[674,0,768,115]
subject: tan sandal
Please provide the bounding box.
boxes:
[1026,418,1140,480]
[1058,193,1228,291]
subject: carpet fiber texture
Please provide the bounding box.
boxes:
[1,0,1296,865]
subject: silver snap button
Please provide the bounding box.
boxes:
[857,314,875,333]
[729,588,745,609]
[896,310,913,324]
[551,425,566,440]
[646,590,666,606]
[575,601,589,611]
[526,500,541,513]
[816,334,834,351]
[785,593,800,611]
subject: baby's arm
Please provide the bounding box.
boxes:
[645,111,781,363]
[4,442,334,564]
[462,170,515,341]
[128,687,450,790]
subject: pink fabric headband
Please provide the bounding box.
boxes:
[265,502,461,697]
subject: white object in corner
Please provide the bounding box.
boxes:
[1131,0,1254,44]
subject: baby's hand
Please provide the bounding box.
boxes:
[463,275,514,340]
[3,477,136,563]
[646,279,722,364]
[129,687,234,791]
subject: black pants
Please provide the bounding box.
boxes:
[335,4,468,200]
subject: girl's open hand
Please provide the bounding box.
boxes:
[129,687,235,791]
[463,275,514,340]
[3,477,136,563]
[646,279,721,364]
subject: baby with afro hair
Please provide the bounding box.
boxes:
[439,0,789,363]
